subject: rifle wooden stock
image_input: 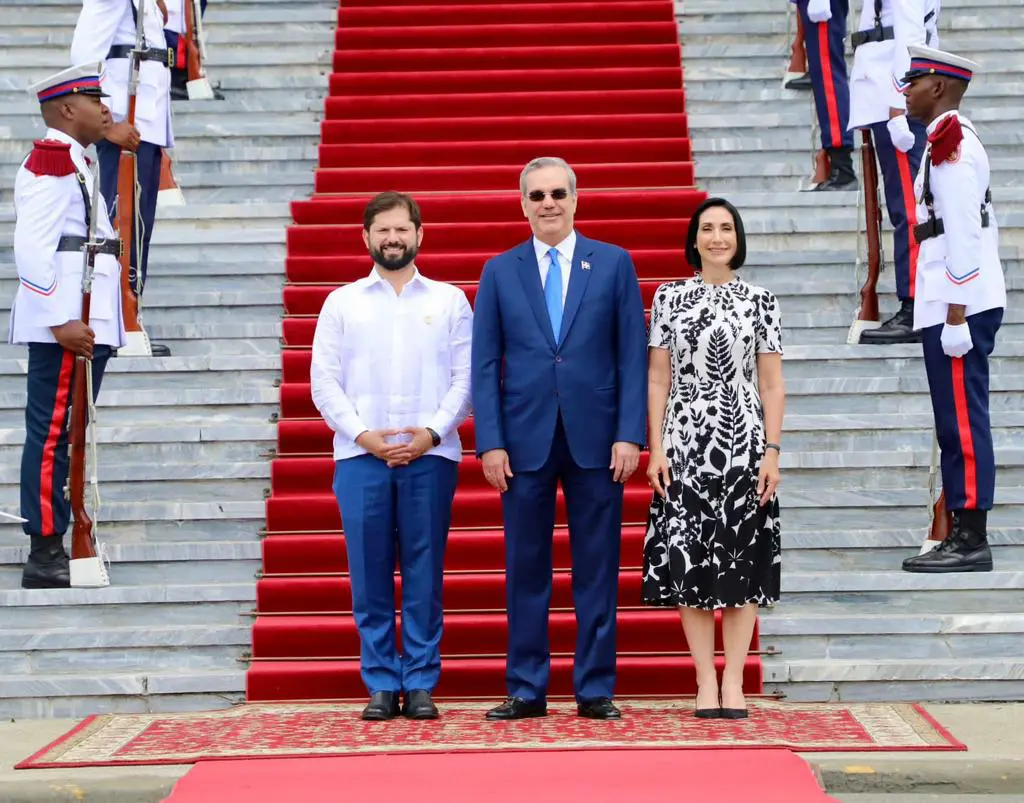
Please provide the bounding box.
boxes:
[857,130,882,323]
[69,349,94,560]
[116,148,141,332]
[930,490,953,542]
[787,13,807,75]
[183,0,203,83]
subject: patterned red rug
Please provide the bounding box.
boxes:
[18,700,963,769]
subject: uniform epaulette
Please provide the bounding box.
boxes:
[928,115,963,166]
[24,139,75,177]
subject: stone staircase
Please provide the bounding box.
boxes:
[0,0,335,717]
[681,0,1024,701]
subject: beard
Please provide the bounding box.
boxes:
[371,242,418,271]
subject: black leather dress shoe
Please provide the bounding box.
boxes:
[859,300,921,344]
[903,510,993,573]
[361,691,400,721]
[577,697,621,720]
[402,690,439,720]
[21,535,70,589]
[485,697,547,720]
[150,343,172,357]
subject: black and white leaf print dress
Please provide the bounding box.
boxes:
[642,276,782,610]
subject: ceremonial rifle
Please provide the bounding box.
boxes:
[847,130,883,343]
[116,0,153,356]
[68,166,110,588]
[183,0,215,100]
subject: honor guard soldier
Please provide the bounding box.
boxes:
[11,64,127,588]
[795,0,858,190]
[164,0,220,101]
[852,0,940,344]
[900,47,1006,573]
[70,0,174,356]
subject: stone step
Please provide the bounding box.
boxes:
[0,623,250,653]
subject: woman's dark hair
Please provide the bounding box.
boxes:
[685,197,747,271]
[363,191,422,231]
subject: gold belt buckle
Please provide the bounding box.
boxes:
[167,47,175,69]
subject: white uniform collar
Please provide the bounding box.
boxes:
[533,230,576,266]
[926,109,960,136]
[42,127,87,163]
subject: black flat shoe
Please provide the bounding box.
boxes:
[485,697,547,720]
[577,697,621,720]
[720,707,749,719]
[361,691,400,721]
[402,689,439,720]
[694,707,722,719]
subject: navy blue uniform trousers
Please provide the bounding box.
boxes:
[797,0,853,150]
[922,308,1002,512]
[20,344,111,538]
[96,139,161,295]
[333,454,459,695]
[502,416,623,703]
[868,118,928,300]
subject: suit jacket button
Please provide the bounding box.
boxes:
[555,356,563,363]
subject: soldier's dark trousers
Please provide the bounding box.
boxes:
[20,344,111,539]
[921,308,1003,512]
[868,118,928,301]
[797,0,853,150]
[96,139,162,294]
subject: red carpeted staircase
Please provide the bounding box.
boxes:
[247,0,765,702]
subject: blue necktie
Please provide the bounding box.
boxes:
[544,247,563,340]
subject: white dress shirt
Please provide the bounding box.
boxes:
[534,230,576,306]
[310,267,473,462]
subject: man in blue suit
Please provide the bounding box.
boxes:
[472,157,648,720]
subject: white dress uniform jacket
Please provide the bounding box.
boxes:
[165,0,186,35]
[9,130,127,349]
[70,0,174,148]
[849,0,940,129]
[913,111,1006,330]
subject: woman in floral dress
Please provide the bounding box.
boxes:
[643,198,786,719]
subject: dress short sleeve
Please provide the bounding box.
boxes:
[756,289,783,354]
[648,283,673,349]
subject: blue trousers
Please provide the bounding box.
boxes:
[96,139,161,295]
[502,416,623,703]
[797,0,853,150]
[333,454,459,695]
[20,344,111,538]
[922,308,1003,512]
[868,119,928,300]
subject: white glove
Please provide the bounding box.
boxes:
[807,0,832,22]
[941,322,974,358]
[887,114,917,153]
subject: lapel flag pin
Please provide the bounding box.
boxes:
[581,261,591,271]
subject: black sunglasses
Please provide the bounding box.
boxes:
[527,188,570,202]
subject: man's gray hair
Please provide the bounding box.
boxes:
[519,157,578,197]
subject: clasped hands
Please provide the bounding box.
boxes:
[481,442,641,492]
[647,448,780,506]
[357,428,434,468]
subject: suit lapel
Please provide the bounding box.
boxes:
[558,234,594,344]
[515,239,557,349]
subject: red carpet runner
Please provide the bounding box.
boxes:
[247,0,756,702]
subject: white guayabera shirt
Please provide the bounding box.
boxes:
[310,266,473,463]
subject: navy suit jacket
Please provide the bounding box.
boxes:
[471,233,648,473]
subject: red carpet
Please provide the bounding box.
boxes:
[252,0,714,702]
[17,701,963,770]
[165,750,837,802]
[166,750,837,803]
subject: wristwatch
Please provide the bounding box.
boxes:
[426,428,441,447]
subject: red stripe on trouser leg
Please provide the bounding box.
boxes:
[895,149,919,298]
[951,357,978,508]
[817,22,842,149]
[39,350,75,536]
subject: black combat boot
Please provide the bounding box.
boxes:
[902,510,993,573]
[815,147,858,191]
[859,299,922,344]
[21,534,71,589]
